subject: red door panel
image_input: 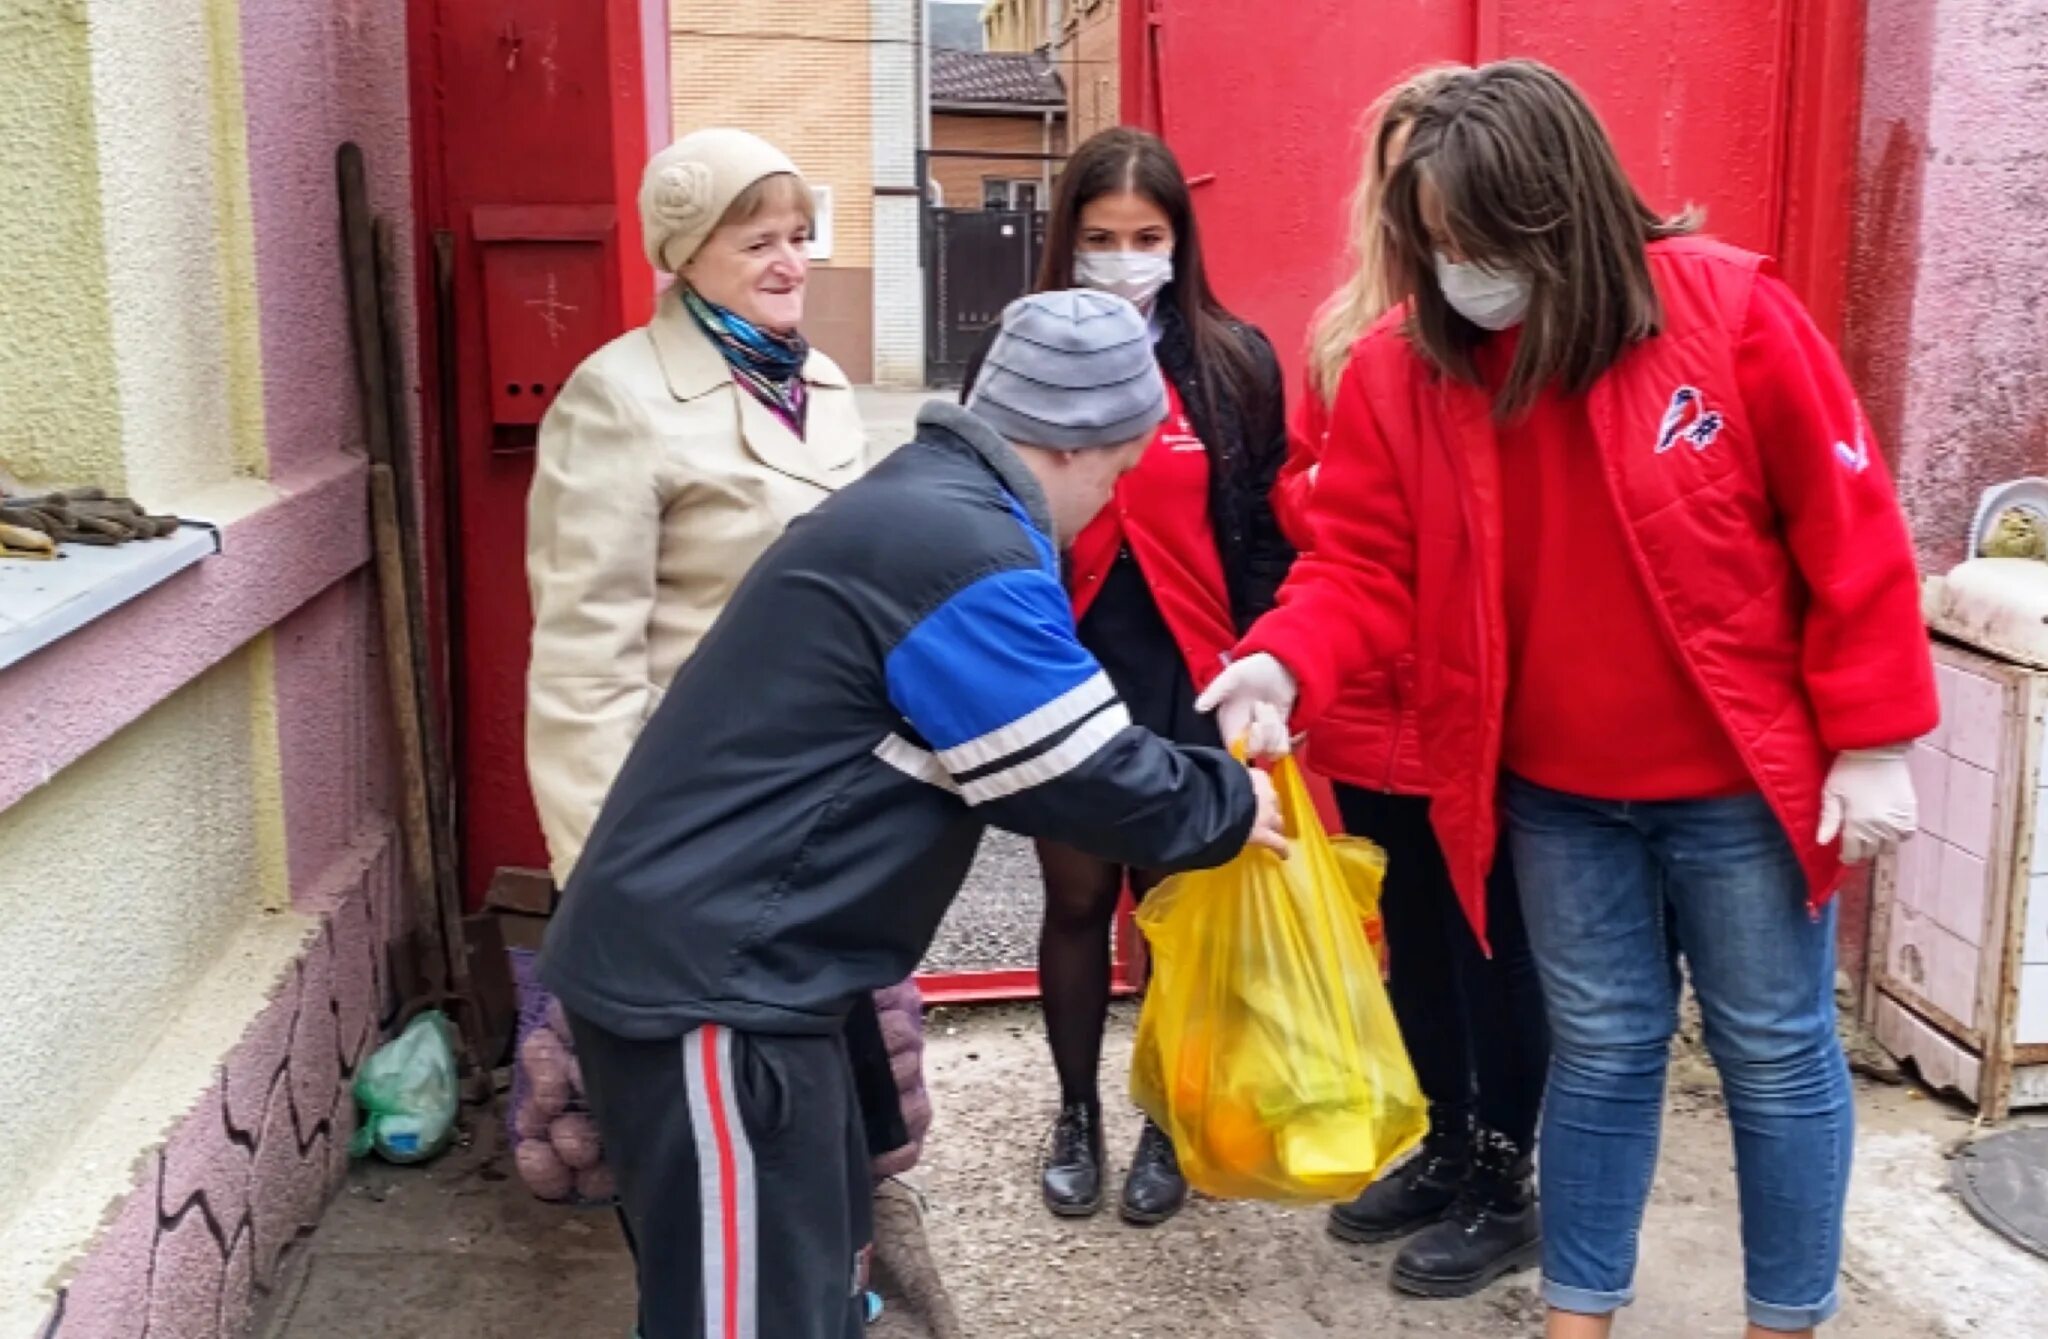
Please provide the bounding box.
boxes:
[415,0,662,905]
[1491,0,1790,255]
[1127,0,1476,388]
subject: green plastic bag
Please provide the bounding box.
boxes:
[350,1010,459,1164]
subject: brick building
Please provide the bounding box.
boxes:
[669,1,924,384]
[1055,0,1121,146]
[981,0,1121,148]
[929,49,1067,209]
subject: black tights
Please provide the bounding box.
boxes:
[1335,786,1550,1149]
[1035,839,1163,1108]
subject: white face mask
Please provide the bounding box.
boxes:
[1434,253,1532,331]
[1073,250,1174,311]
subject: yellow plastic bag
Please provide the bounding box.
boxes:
[1332,834,1390,972]
[1130,758,1425,1203]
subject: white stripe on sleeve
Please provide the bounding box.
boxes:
[934,671,1116,775]
[872,734,961,794]
[958,703,1132,806]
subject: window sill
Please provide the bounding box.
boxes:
[0,453,371,813]
[0,523,224,672]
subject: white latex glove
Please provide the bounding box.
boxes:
[1242,702,1294,761]
[1245,766,1290,856]
[1817,745,1918,864]
[1196,653,1298,760]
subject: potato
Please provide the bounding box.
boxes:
[511,1097,551,1141]
[516,1138,574,1201]
[549,1112,603,1171]
[519,1027,565,1073]
[877,1008,923,1058]
[530,1068,570,1120]
[899,1089,932,1143]
[575,1163,617,1203]
[520,1028,571,1117]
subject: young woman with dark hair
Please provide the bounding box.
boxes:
[964,126,1293,1227]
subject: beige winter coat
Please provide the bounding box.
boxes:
[526,288,868,884]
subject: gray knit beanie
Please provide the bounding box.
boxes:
[966,290,1169,450]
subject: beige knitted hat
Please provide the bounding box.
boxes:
[638,128,803,272]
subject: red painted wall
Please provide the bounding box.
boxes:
[1126,0,1863,381]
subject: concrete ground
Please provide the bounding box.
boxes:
[260,999,2047,1339]
[857,385,941,459]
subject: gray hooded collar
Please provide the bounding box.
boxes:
[914,400,1055,538]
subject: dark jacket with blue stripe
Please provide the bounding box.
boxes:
[539,402,1256,1038]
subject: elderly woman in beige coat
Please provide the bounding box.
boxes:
[525,131,937,1221]
[528,128,867,870]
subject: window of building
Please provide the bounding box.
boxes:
[982,178,1044,211]
[807,184,835,262]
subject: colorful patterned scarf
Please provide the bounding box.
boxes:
[681,285,811,435]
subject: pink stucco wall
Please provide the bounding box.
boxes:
[273,576,401,901]
[236,0,414,905]
[35,3,417,1335]
[241,0,416,486]
[42,850,397,1339]
[1847,0,2048,573]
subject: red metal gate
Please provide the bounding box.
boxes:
[409,0,667,906]
[1122,0,1866,380]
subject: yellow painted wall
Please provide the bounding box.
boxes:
[0,642,283,1207]
[0,0,267,504]
[0,0,125,489]
[89,0,266,503]
[203,0,267,481]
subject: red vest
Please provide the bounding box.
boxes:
[1069,378,1237,689]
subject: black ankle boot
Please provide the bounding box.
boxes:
[1041,1102,1105,1217]
[1119,1118,1188,1225]
[1327,1117,1473,1244]
[1390,1127,1541,1298]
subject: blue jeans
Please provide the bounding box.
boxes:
[1503,779,1853,1332]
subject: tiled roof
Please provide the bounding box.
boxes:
[930,49,1065,107]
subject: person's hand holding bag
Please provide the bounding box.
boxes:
[1199,655,1299,761]
[1245,763,1289,857]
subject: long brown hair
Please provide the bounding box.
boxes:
[1038,127,1262,424]
[1380,60,1700,418]
[1307,65,1464,407]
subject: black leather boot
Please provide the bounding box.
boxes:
[1041,1102,1105,1217]
[1390,1127,1541,1298]
[1119,1118,1188,1225]
[1327,1116,1473,1244]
